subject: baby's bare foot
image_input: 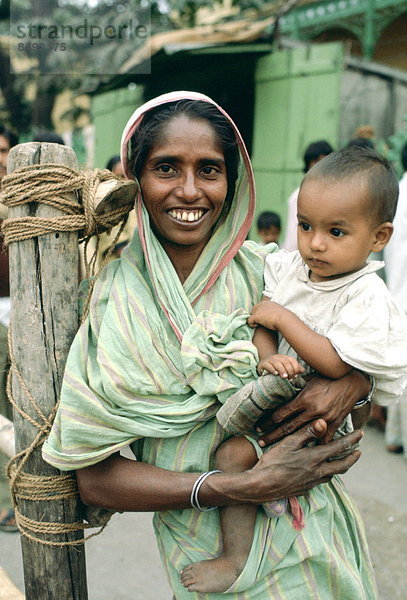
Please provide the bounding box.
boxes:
[180,557,242,593]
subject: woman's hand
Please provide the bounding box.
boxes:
[256,370,370,447]
[210,420,363,505]
[248,300,286,330]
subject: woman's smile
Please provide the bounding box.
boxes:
[167,208,206,223]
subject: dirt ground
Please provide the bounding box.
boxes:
[1,425,406,600]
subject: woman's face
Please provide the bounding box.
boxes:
[139,115,228,257]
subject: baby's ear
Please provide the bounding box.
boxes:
[371,222,393,252]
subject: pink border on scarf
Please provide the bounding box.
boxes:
[121,91,256,340]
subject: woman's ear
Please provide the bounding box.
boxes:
[371,222,394,252]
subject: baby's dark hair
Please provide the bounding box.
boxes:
[257,211,281,230]
[130,99,240,208]
[303,146,399,223]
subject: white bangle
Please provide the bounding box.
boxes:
[190,470,222,512]
[354,375,376,408]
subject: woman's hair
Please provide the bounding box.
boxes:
[303,146,399,223]
[130,99,240,208]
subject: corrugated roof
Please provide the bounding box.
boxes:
[118,0,303,74]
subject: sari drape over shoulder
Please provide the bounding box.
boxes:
[43,92,378,599]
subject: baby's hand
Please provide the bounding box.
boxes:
[248,300,286,330]
[258,354,305,380]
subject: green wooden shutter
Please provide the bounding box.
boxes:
[251,42,344,240]
[92,86,144,169]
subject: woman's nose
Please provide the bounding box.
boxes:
[175,172,201,201]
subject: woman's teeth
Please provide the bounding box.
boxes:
[168,210,204,222]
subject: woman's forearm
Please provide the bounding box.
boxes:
[76,453,260,511]
[76,454,203,511]
[76,424,363,512]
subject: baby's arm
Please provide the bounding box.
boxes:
[249,300,352,379]
[252,319,305,379]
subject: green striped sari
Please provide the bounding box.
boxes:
[43,92,378,599]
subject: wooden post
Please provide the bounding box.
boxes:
[7,143,87,599]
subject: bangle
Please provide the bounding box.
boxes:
[190,470,222,512]
[354,375,376,408]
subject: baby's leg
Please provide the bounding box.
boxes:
[180,436,258,593]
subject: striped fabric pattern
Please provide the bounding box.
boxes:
[43,92,378,598]
[138,427,377,599]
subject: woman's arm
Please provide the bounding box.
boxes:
[257,370,371,446]
[249,301,351,379]
[76,421,363,511]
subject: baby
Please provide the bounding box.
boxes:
[181,146,407,594]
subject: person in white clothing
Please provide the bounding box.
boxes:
[281,140,333,252]
[182,145,407,593]
[384,142,407,456]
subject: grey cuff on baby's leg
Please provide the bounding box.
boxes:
[216,374,306,436]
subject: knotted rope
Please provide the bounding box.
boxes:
[1,164,130,243]
[0,163,133,545]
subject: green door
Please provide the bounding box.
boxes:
[251,42,344,240]
[92,86,144,169]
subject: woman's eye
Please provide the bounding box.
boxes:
[157,164,175,174]
[201,166,219,176]
[330,228,344,237]
[299,222,311,231]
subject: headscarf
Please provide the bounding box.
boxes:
[120,91,256,339]
[43,92,273,470]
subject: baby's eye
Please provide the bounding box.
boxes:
[330,228,345,237]
[299,222,311,231]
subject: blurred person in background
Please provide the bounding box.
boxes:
[0,125,18,532]
[256,210,281,245]
[32,131,65,145]
[384,141,407,457]
[281,140,333,252]
[346,137,375,150]
[105,155,125,178]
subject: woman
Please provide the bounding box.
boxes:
[43,92,376,599]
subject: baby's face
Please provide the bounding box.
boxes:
[296,178,378,282]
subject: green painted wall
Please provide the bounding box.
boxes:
[92,86,144,169]
[251,42,344,240]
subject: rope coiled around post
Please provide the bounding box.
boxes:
[0,163,133,545]
[0,164,132,243]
